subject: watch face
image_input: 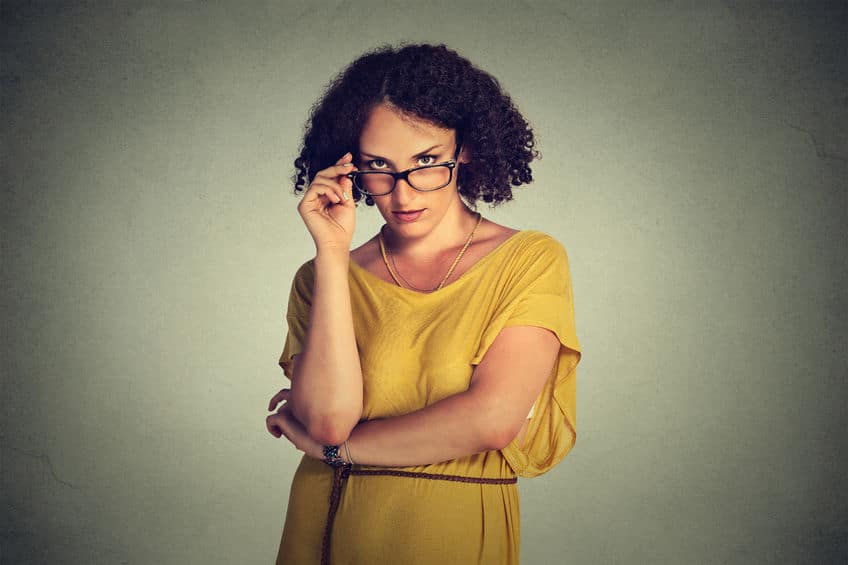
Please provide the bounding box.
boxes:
[323,444,345,466]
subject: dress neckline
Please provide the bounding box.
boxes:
[348,230,535,297]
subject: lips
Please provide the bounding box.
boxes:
[392,209,425,223]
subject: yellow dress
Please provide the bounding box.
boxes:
[275,230,581,565]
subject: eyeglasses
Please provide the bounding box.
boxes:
[346,161,457,196]
[346,146,461,196]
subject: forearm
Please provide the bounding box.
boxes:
[344,390,519,468]
[290,249,363,444]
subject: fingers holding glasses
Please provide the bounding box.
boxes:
[306,178,346,205]
[316,153,356,178]
[306,153,358,204]
[297,152,359,251]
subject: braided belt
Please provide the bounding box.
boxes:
[321,464,518,565]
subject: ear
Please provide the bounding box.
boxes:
[457,144,472,164]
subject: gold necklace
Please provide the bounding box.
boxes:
[379,212,483,292]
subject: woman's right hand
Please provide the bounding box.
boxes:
[297,152,357,252]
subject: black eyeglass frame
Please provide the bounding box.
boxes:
[345,145,462,196]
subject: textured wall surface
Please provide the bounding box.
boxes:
[2,2,846,564]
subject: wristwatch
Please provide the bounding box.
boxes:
[322,444,346,467]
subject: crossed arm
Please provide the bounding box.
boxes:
[267,323,561,468]
[266,248,562,467]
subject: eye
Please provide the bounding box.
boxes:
[417,155,437,166]
[366,159,388,170]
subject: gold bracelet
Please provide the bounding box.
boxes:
[343,440,355,465]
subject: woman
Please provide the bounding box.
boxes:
[266,43,581,565]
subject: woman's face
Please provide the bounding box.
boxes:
[357,103,468,238]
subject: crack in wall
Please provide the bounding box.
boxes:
[783,121,848,164]
[2,445,79,490]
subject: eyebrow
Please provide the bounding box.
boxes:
[359,144,445,165]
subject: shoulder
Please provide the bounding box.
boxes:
[292,258,316,281]
[349,236,387,280]
[350,236,379,268]
[475,218,566,252]
[505,230,570,264]
[475,219,519,247]
[455,220,517,266]
[520,230,567,251]
[494,231,572,290]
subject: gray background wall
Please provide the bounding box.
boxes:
[2,1,845,564]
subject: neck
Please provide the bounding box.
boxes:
[382,203,480,259]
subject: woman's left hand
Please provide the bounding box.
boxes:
[266,389,323,460]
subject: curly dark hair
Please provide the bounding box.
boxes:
[292,43,539,206]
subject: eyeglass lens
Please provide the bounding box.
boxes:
[356,164,452,195]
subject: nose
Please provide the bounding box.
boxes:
[391,177,417,204]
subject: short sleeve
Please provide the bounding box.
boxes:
[473,234,582,477]
[278,260,315,380]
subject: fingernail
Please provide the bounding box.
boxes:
[342,162,353,167]
[343,192,350,201]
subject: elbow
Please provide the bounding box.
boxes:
[470,393,524,452]
[477,409,522,451]
[485,425,519,451]
[304,413,358,446]
[289,387,362,445]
